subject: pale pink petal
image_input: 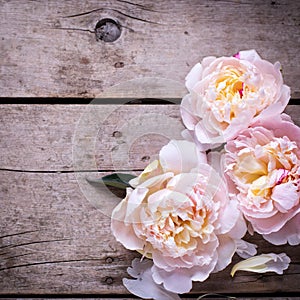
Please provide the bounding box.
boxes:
[223,109,255,141]
[181,128,194,142]
[272,182,299,212]
[191,256,218,282]
[159,140,207,173]
[139,172,174,189]
[111,199,145,250]
[125,187,149,222]
[152,266,193,294]
[152,252,218,294]
[247,206,299,234]
[227,211,247,240]
[216,199,240,234]
[185,62,203,91]
[263,214,300,245]
[201,56,217,68]
[123,258,181,300]
[194,121,225,150]
[255,85,290,120]
[180,94,199,130]
[213,235,236,272]
[166,173,205,196]
[236,240,258,259]
[238,49,261,63]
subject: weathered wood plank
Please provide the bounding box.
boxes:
[0,104,184,171]
[0,0,299,98]
[0,105,299,172]
[0,171,299,295]
[0,104,300,296]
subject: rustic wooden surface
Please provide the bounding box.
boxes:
[0,104,299,298]
[0,0,300,98]
[1,0,300,298]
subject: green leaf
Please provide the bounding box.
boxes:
[87,173,136,190]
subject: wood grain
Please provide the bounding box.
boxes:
[0,0,299,98]
[0,104,299,296]
[1,105,299,172]
[0,171,299,296]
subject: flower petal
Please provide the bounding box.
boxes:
[185,62,203,91]
[263,214,300,245]
[272,181,299,212]
[159,140,206,173]
[123,258,181,300]
[213,235,236,272]
[236,240,258,259]
[111,188,147,250]
[231,253,290,276]
[129,160,162,187]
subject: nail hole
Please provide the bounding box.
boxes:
[114,62,124,68]
[105,276,114,284]
[95,18,121,42]
[105,257,114,264]
[112,131,122,138]
[141,156,150,162]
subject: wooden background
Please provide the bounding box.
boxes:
[0,0,299,299]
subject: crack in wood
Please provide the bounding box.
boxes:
[0,258,105,272]
[0,238,72,251]
[116,0,159,12]
[51,27,95,34]
[63,7,163,25]
[0,252,33,260]
[0,230,39,240]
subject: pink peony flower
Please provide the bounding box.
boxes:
[111,140,246,294]
[181,50,290,150]
[224,114,300,245]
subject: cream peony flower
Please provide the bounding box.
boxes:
[111,140,247,294]
[181,50,290,150]
[224,114,300,245]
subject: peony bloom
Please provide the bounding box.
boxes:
[224,114,300,245]
[111,140,247,294]
[181,49,290,150]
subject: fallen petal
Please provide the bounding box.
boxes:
[231,253,290,276]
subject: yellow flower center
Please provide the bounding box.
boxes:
[144,187,215,256]
[233,136,299,203]
[207,65,259,125]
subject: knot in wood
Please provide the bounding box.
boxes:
[95,18,121,42]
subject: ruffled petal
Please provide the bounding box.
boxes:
[263,214,300,245]
[123,258,181,300]
[272,182,299,212]
[152,266,193,294]
[236,240,258,259]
